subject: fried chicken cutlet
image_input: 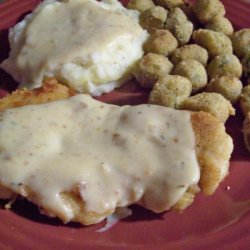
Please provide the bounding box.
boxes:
[0,79,233,225]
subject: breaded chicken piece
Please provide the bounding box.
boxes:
[174,112,233,211]
[0,80,233,225]
[0,78,75,112]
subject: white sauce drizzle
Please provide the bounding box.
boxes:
[96,207,132,232]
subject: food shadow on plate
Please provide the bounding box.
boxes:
[0,29,18,93]
[0,198,164,228]
[96,79,150,106]
[0,198,84,228]
[226,107,250,161]
[0,11,38,93]
[124,205,165,222]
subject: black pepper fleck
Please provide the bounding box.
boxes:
[178,185,185,188]
[160,135,165,140]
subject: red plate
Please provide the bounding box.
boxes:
[0,1,250,249]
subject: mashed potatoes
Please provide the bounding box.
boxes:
[1,0,148,96]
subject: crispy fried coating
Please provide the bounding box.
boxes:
[241,53,250,77]
[192,29,233,59]
[206,76,243,104]
[127,0,155,12]
[165,7,193,46]
[154,0,184,9]
[173,59,207,93]
[144,29,178,56]
[179,2,199,28]
[170,44,208,67]
[193,0,225,24]
[0,80,233,224]
[180,92,235,123]
[133,53,173,88]
[205,16,234,36]
[207,54,242,80]
[231,29,250,59]
[190,111,232,195]
[140,6,168,32]
[0,78,75,112]
[148,75,192,108]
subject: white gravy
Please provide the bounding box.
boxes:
[0,95,200,222]
[2,0,147,95]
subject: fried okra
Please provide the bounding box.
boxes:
[193,0,225,24]
[180,2,199,28]
[154,0,184,9]
[140,6,168,32]
[180,92,235,123]
[231,29,250,58]
[170,44,208,67]
[207,54,242,80]
[192,29,233,58]
[206,76,243,104]
[165,7,193,45]
[148,75,192,108]
[144,29,178,56]
[173,59,207,93]
[240,86,250,117]
[127,0,155,12]
[133,53,173,88]
[205,16,234,36]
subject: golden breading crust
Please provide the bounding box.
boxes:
[0,79,233,225]
[173,111,233,211]
[191,112,232,195]
[0,78,75,112]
